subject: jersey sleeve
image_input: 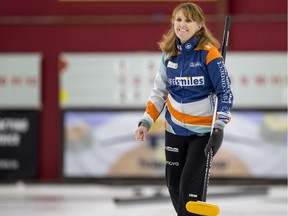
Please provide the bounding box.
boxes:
[140,52,169,129]
[206,46,234,128]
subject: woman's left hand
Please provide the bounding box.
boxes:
[204,129,224,157]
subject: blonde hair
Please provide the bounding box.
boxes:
[158,2,220,55]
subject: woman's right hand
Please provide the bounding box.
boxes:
[135,126,148,141]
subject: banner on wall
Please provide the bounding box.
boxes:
[0,111,39,178]
[0,53,42,109]
[59,52,160,108]
[225,52,287,108]
[62,110,287,179]
[59,52,287,109]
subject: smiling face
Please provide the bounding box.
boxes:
[173,10,200,44]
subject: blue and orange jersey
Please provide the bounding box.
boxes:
[141,36,233,136]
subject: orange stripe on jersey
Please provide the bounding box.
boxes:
[146,100,160,122]
[165,52,181,62]
[205,45,223,65]
[195,44,223,65]
[166,99,213,126]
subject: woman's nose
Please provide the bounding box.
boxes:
[179,20,186,26]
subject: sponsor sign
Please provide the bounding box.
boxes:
[62,110,287,179]
[0,53,42,109]
[0,111,39,178]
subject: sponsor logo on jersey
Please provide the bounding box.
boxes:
[166,161,179,166]
[177,44,182,51]
[218,112,230,121]
[185,43,192,50]
[165,146,179,153]
[189,194,198,198]
[167,61,178,69]
[217,61,233,104]
[168,76,205,87]
[189,61,203,67]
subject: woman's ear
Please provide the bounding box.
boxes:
[198,22,203,30]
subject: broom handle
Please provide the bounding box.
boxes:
[202,98,218,202]
[221,16,231,61]
[202,15,231,202]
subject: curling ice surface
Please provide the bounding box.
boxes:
[0,183,286,216]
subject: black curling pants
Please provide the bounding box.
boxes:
[165,131,210,216]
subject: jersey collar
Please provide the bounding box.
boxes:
[176,36,200,54]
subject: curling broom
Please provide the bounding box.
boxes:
[186,15,231,216]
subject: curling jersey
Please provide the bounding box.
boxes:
[141,36,233,136]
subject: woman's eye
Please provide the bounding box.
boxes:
[176,17,193,23]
